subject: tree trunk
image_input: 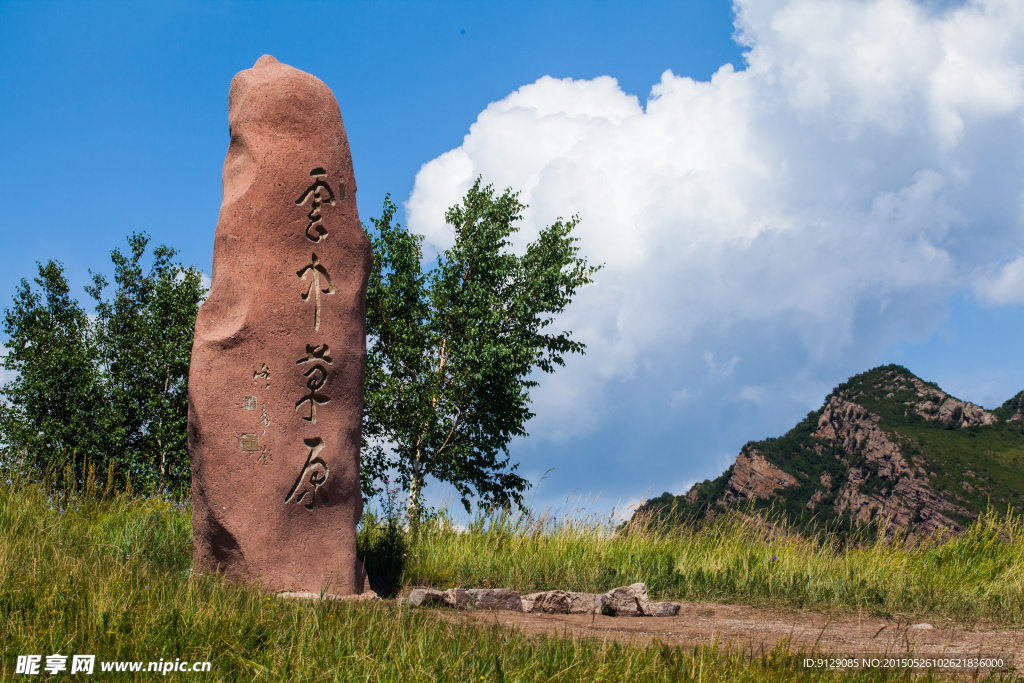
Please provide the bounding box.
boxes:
[407,470,424,540]
[155,435,166,495]
[407,475,420,517]
[408,431,426,536]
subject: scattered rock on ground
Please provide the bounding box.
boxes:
[466,588,523,611]
[640,601,682,617]
[405,583,678,617]
[406,589,447,607]
[522,590,606,615]
[444,587,471,608]
[602,583,649,616]
[568,592,606,614]
[277,590,380,602]
[522,590,569,614]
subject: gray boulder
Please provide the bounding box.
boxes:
[522,590,606,614]
[568,592,606,614]
[406,589,447,607]
[602,583,649,616]
[640,600,681,617]
[443,587,471,608]
[525,590,571,614]
[520,592,542,613]
[466,588,522,611]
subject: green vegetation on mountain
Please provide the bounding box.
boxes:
[637,365,1024,536]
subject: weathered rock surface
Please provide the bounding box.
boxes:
[569,592,606,614]
[601,583,649,617]
[444,587,471,609]
[466,588,523,611]
[815,395,974,535]
[521,590,569,614]
[405,584,680,617]
[406,589,447,607]
[595,583,682,617]
[722,450,798,504]
[189,55,372,596]
[522,590,606,615]
[641,601,682,617]
[278,589,380,602]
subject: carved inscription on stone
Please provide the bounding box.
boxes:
[285,437,330,510]
[294,343,332,423]
[245,362,271,459]
[253,363,271,389]
[286,171,339,510]
[295,168,335,243]
[297,253,335,332]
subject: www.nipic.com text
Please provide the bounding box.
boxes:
[15,654,212,675]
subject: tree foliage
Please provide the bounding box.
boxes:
[363,179,600,516]
[0,261,104,477]
[0,233,205,496]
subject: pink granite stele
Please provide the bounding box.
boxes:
[188,55,372,596]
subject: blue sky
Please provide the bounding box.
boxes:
[3,0,1024,518]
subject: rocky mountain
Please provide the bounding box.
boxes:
[637,365,1024,536]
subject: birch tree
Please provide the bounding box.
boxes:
[362,179,600,521]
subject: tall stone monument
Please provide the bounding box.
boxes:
[189,55,372,596]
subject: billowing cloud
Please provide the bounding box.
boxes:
[976,256,1024,304]
[405,0,1024,504]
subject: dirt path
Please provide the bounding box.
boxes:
[431,601,1022,673]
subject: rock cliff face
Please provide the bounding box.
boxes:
[811,393,976,535]
[637,365,1024,538]
[721,450,797,504]
[878,373,997,428]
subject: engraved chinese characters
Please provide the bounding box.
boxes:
[296,170,338,331]
[298,253,334,331]
[285,437,330,510]
[296,168,334,243]
[288,182,337,501]
[189,55,372,597]
[295,343,332,423]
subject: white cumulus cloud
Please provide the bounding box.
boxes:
[975,256,1024,304]
[405,0,1024,462]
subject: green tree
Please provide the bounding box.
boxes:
[86,232,205,496]
[0,261,105,482]
[363,178,600,519]
[0,233,205,496]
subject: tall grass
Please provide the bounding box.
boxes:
[403,504,1024,623]
[0,471,1019,680]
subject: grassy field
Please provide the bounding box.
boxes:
[400,504,1024,625]
[2,475,1022,681]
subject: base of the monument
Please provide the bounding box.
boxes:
[276,590,380,602]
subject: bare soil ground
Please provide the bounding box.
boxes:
[424,600,1023,674]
